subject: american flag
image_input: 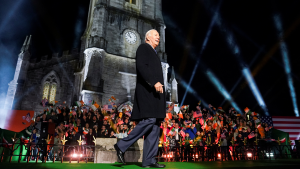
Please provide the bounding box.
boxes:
[259,116,274,127]
[248,132,255,139]
[272,116,300,143]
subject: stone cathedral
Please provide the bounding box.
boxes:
[4,0,178,114]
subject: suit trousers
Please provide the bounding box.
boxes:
[117,118,160,166]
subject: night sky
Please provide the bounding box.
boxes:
[1,0,300,116]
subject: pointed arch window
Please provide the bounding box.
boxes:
[41,72,59,103]
[124,0,140,11]
[125,0,136,4]
[49,83,57,103]
[42,83,50,100]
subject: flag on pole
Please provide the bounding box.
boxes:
[166,113,172,119]
[56,107,61,114]
[180,130,186,138]
[91,102,100,111]
[168,128,175,136]
[75,101,82,107]
[248,132,255,139]
[193,111,202,118]
[178,111,183,119]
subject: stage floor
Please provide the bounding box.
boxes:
[2,159,300,169]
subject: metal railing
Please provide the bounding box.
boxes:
[0,142,95,163]
[156,144,300,162]
[1,142,300,163]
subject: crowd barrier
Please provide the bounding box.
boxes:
[1,141,300,163]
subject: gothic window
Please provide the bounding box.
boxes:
[41,71,60,103]
[49,84,57,103]
[125,0,136,5]
[124,0,140,11]
[42,83,50,100]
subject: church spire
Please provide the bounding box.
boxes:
[20,36,28,53]
[170,66,175,82]
[24,35,32,52]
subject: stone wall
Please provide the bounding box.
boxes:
[101,53,136,105]
[19,52,79,113]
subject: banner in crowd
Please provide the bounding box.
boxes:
[4,110,34,132]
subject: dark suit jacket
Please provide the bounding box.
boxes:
[131,43,166,120]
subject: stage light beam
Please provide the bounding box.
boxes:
[206,70,242,114]
[210,7,269,116]
[181,1,222,106]
[273,15,299,117]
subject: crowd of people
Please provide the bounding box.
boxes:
[25,99,277,161]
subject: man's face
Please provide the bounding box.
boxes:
[175,123,179,128]
[93,116,96,121]
[103,120,107,125]
[146,30,160,48]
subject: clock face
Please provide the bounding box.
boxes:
[125,31,137,44]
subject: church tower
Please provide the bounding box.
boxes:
[4,35,32,110]
[75,0,169,106]
[169,66,178,103]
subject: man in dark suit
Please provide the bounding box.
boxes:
[114,29,166,168]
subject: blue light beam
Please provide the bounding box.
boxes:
[210,7,269,116]
[206,69,243,114]
[175,73,209,108]
[273,15,299,117]
[242,68,269,115]
[220,47,264,106]
[180,1,222,107]
[0,0,23,33]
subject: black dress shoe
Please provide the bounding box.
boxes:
[114,144,126,164]
[143,163,166,168]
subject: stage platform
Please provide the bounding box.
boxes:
[1,159,300,169]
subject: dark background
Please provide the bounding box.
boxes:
[0,0,300,116]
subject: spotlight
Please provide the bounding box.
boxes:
[167,155,170,158]
[80,154,83,157]
[73,154,77,158]
[247,153,252,158]
[266,153,274,157]
[218,153,221,158]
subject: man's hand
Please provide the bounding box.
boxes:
[154,82,164,93]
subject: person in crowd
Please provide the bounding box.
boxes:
[116,124,128,139]
[81,115,88,128]
[98,125,108,138]
[109,131,117,138]
[52,134,62,161]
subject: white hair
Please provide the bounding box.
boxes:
[145,29,157,42]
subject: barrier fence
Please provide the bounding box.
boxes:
[1,141,300,163]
